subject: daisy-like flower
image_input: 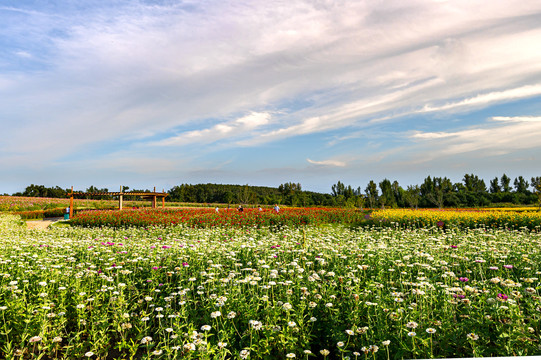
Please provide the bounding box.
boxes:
[52,336,62,343]
[84,352,94,357]
[406,321,418,329]
[337,341,345,347]
[382,340,391,346]
[467,333,479,341]
[29,336,42,343]
[407,331,416,337]
[426,328,437,334]
[184,343,196,351]
[345,329,354,335]
[240,349,250,359]
[218,342,227,348]
[227,311,237,319]
[141,336,153,344]
[320,349,330,356]
[286,354,296,358]
[152,350,163,356]
[288,321,297,327]
[201,325,211,331]
[211,311,221,318]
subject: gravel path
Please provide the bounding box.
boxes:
[26,217,63,230]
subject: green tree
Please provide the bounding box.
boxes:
[514,176,529,194]
[365,181,378,209]
[501,174,512,192]
[489,177,500,193]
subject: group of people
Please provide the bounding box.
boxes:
[214,204,280,213]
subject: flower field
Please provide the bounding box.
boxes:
[370,208,541,230]
[70,208,366,228]
[1,214,540,359]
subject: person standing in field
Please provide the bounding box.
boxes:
[274,204,280,213]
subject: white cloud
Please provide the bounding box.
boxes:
[419,85,541,113]
[491,116,541,122]
[2,0,541,190]
[154,112,272,146]
[409,116,541,158]
[307,158,346,167]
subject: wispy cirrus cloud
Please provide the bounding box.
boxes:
[154,112,272,146]
[307,158,346,167]
[2,0,541,193]
[410,115,541,157]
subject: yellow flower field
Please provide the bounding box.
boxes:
[370,208,541,230]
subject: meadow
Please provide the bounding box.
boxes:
[0,211,540,359]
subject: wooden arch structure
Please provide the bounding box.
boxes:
[67,186,168,218]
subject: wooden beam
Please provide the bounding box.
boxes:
[69,186,73,219]
[119,185,123,210]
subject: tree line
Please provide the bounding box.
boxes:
[9,173,541,208]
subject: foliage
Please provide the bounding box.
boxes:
[1,214,540,359]
[369,208,541,230]
[70,208,366,229]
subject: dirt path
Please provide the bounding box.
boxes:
[26,217,63,230]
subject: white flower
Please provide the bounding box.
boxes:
[240,349,250,359]
[408,331,416,337]
[406,321,418,329]
[201,325,211,331]
[152,350,163,356]
[165,328,174,333]
[286,353,296,358]
[184,343,196,351]
[218,342,227,348]
[288,321,297,327]
[211,311,221,318]
[282,302,293,310]
[141,336,152,344]
[84,351,94,357]
[382,340,391,346]
[29,336,42,343]
[345,329,354,335]
[227,311,237,319]
[337,341,345,347]
[320,349,330,356]
[426,328,436,334]
[52,336,62,343]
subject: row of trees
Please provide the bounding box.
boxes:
[9,173,541,208]
[331,174,541,209]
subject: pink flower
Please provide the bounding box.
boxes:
[497,293,508,301]
[503,265,513,269]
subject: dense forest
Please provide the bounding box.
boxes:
[9,174,541,208]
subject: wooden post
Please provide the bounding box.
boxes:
[119,185,123,210]
[69,186,74,219]
[162,189,165,208]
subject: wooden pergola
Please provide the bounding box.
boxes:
[68,186,168,218]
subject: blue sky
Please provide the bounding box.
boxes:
[2,0,541,195]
